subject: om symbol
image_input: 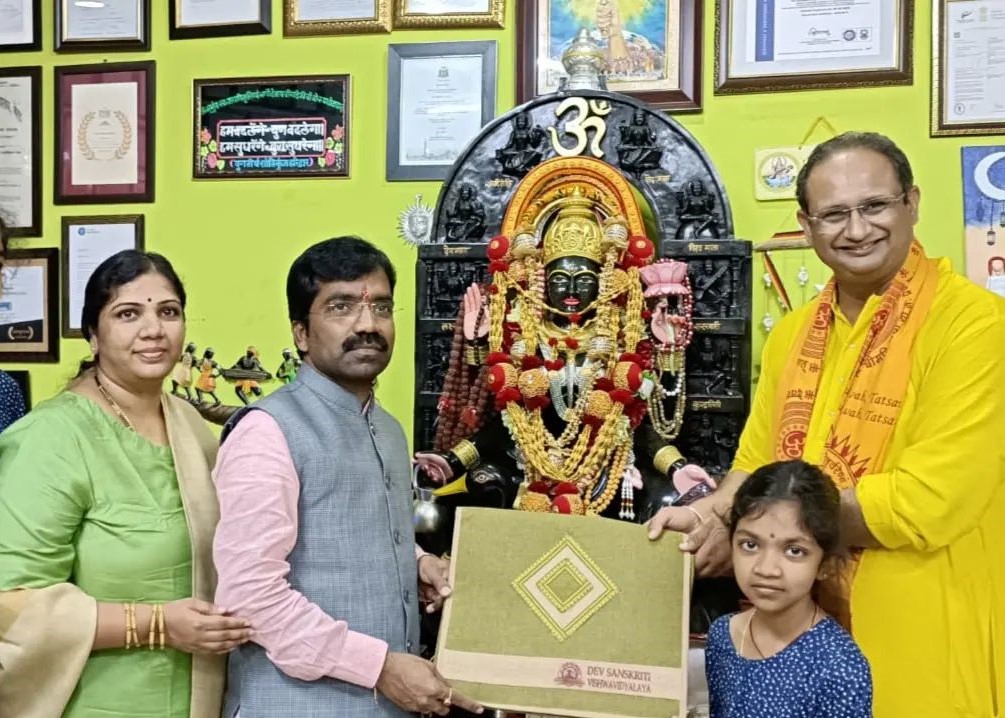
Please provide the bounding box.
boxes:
[548,97,611,159]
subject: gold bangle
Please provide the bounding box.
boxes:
[451,439,480,470]
[130,604,139,648]
[653,445,684,476]
[148,604,157,650]
[157,604,165,650]
[124,603,132,649]
[124,602,138,649]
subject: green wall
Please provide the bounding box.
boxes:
[2,1,997,439]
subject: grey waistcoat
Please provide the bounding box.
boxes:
[221,363,420,718]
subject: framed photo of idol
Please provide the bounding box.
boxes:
[386,41,496,181]
[516,0,702,112]
[714,0,914,94]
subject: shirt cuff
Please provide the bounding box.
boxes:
[855,471,905,550]
[331,631,389,689]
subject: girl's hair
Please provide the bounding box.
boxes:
[729,459,842,556]
[76,250,187,377]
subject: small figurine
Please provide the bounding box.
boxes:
[222,346,272,405]
[276,348,301,384]
[675,180,721,239]
[616,109,663,178]
[170,342,198,400]
[194,348,221,406]
[444,184,486,242]
[495,111,546,178]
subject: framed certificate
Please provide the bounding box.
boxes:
[61,214,144,337]
[0,67,42,238]
[284,0,392,35]
[0,0,41,52]
[56,0,150,52]
[517,0,702,113]
[932,0,1005,137]
[393,0,505,28]
[54,61,155,204]
[194,75,350,178]
[387,41,496,181]
[170,0,271,39]
[0,247,59,363]
[715,0,913,94]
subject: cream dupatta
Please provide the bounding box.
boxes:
[0,395,225,718]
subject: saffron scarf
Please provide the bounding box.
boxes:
[772,241,939,622]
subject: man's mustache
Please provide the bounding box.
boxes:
[343,333,388,353]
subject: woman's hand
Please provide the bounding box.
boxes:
[163,598,252,654]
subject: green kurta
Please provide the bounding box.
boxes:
[0,392,193,718]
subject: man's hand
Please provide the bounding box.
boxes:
[418,554,451,614]
[646,495,734,577]
[376,652,483,715]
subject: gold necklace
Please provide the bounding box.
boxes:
[741,604,818,659]
[94,373,136,432]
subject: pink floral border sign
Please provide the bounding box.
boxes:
[193,75,350,179]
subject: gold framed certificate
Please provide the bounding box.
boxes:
[436,508,691,718]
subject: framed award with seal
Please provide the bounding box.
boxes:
[0,247,59,363]
[436,508,691,718]
[54,61,155,204]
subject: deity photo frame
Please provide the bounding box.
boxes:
[54,61,155,204]
[516,0,702,112]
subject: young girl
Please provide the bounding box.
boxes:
[704,459,872,717]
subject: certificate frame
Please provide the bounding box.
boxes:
[0,247,59,363]
[170,0,272,39]
[55,0,151,53]
[54,61,155,205]
[516,0,702,113]
[931,0,1005,137]
[715,0,914,94]
[284,0,392,35]
[393,0,505,29]
[0,0,42,53]
[386,40,496,181]
[60,214,144,338]
[0,66,42,238]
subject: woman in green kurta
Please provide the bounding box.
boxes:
[0,251,251,718]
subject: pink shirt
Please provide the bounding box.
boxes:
[213,410,426,689]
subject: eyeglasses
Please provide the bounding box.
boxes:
[805,192,908,233]
[315,299,397,322]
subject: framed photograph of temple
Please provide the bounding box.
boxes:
[516,0,702,112]
[193,75,350,179]
[393,0,506,29]
[715,0,913,94]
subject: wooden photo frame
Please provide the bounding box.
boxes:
[393,0,505,29]
[0,66,42,237]
[0,247,59,363]
[715,0,913,94]
[170,0,272,39]
[284,0,392,35]
[54,61,155,204]
[55,0,151,53]
[516,0,702,112]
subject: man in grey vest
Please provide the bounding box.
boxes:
[212,237,482,717]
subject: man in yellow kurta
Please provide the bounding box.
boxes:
[649,131,1005,717]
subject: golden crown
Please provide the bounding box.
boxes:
[541,190,603,265]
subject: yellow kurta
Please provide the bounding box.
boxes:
[734,258,1005,718]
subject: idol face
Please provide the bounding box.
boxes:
[545,256,600,315]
